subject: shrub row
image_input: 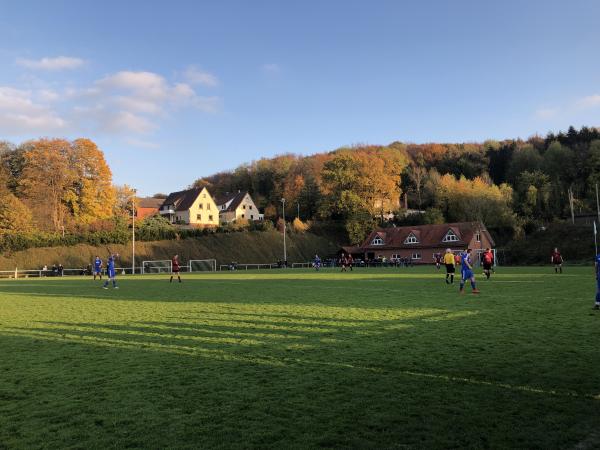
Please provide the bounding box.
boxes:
[0,220,278,252]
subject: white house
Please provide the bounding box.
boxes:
[215,191,264,224]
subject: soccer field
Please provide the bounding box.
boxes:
[0,267,598,449]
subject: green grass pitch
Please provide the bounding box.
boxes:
[0,267,599,449]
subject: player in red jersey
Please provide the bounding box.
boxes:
[170,254,182,283]
[551,248,563,274]
[482,248,494,280]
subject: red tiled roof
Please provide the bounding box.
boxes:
[138,197,164,209]
[360,222,494,249]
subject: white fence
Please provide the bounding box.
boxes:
[219,263,282,271]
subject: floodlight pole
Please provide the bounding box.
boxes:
[132,189,137,275]
[281,198,287,267]
[596,183,600,225]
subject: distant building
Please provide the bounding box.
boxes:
[136,197,164,219]
[359,221,495,264]
[215,191,264,224]
[159,187,219,227]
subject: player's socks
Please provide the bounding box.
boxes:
[559,267,562,273]
[178,276,181,283]
[471,281,476,290]
[103,280,108,289]
[170,276,173,283]
[555,267,558,273]
[112,280,117,288]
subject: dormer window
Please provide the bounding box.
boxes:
[475,231,481,242]
[442,229,459,242]
[404,232,419,244]
[372,236,384,245]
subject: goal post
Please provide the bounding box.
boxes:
[188,259,217,272]
[141,260,172,274]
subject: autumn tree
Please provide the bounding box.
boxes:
[20,139,76,231]
[70,138,117,224]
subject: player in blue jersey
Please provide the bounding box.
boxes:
[459,248,480,295]
[102,253,119,289]
[93,256,103,280]
[314,254,321,271]
[595,253,600,310]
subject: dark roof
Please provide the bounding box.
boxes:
[138,197,164,209]
[215,191,248,212]
[361,222,495,250]
[161,188,204,212]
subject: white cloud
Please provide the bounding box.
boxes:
[0,68,220,138]
[16,56,85,71]
[535,107,560,120]
[575,94,600,110]
[37,89,60,102]
[261,63,281,74]
[183,66,219,87]
[124,137,160,149]
[102,111,156,134]
[0,87,66,134]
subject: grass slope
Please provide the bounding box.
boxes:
[0,267,599,448]
[0,230,341,271]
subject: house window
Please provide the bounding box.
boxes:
[412,252,421,260]
[404,233,419,244]
[197,214,202,220]
[209,215,213,221]
[442,229,459,242]
[243,205,246,209]
[249,205,253,209]
[203,194,206,198]
[372,236,384,245]
[475,231,481,242]
[241,214,245,219]
[198,203,203,210]
[251,215,254,219]
[207,203,211,210]
[392,254,401,260]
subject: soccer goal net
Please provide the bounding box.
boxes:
[188,259,217,272]
[141,260,172,274]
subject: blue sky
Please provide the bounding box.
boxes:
[1,0,599,195]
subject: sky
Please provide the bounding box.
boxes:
[1,0,599,196]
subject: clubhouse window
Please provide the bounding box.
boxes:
[475,231,481,242]
[197,214,202,220]
[198,203,203,210]
[411,253,421,260]
[209,215,213,221]
[442,230,459,242]
[371,237,384,245]
[249,205,253,209]
[404,233,419,244]
[241,214,245,218]
[207,203,211,210]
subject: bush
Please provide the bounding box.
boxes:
[292,217,310,232]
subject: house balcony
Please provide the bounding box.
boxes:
[159,208,175,215]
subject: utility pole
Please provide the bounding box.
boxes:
[595,183,599,227]
[281,198,287,267]
[132,189,137,275]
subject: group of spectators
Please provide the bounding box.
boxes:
[40,264,64,276]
